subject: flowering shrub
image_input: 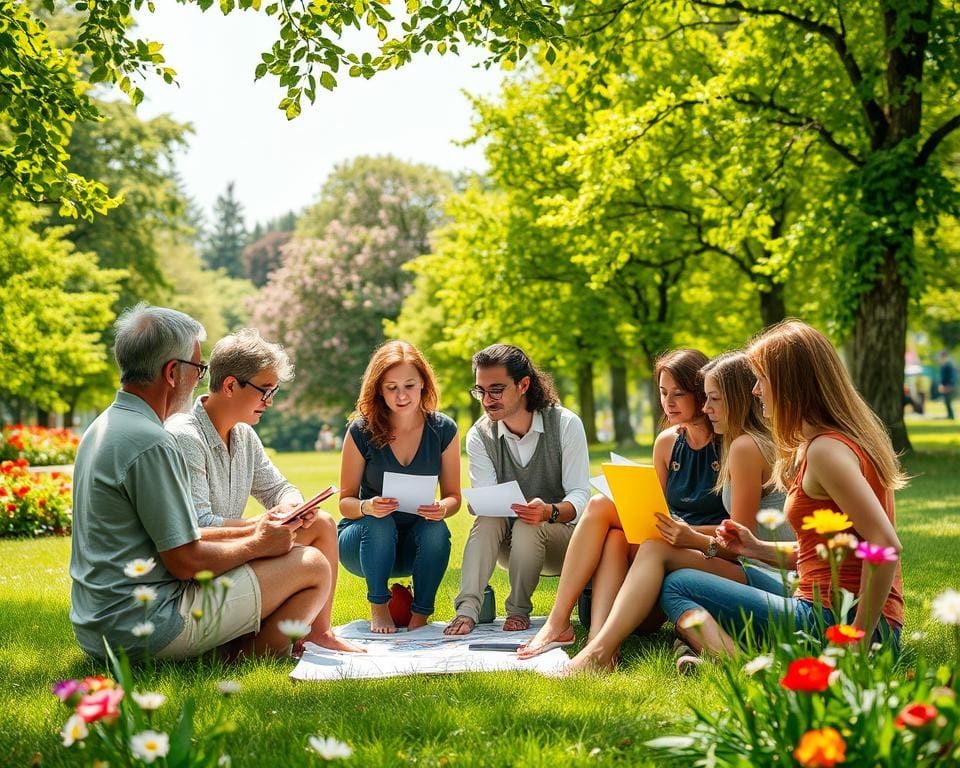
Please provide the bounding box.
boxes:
[0,459,71,536]
[648,511,960,766]
[0,424,79,465]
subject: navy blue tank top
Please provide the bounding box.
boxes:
[666,429,725,526]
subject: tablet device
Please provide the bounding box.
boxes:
[277,485,338,525]
[467,642,522,652]
[600,463,668,544]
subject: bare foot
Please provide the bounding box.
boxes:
[370,603,397,634]
[443,615,475,636]
[517,623,575,659]
[407,612,430,631]
[307,628,367,653]
[564,647,616,675]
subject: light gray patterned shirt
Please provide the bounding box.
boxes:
[165,396,303,527]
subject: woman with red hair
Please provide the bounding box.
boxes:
[338,341,461,633]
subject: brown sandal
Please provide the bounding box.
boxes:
[443,615,476,636]
[503,614,531,632]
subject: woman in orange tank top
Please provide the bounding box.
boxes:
[658,319,905,657]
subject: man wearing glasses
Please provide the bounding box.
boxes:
[444,344,590,635]
[166,328,361,652]
[70,305,331,661]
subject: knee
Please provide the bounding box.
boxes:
[635,538,670,560]
[418,520,451,551]
[584,494,617,523]
[313,511,337,540]
[298,545,332,587]
[357,514,398,542]
[509,521,546,554]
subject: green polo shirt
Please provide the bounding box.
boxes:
[69,391,200,659]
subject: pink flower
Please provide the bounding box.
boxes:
[75,688,125,724]
[52,679,86,704]
[855,541,899,565]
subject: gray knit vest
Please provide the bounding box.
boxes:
[474,406,567,519]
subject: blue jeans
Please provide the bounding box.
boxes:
[338,512,451,616]
[659,565,900,648]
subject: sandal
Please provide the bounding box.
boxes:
[443,615,476,636]
[517,626,575,659]
[503,614,531,632]
[673,638,702,674]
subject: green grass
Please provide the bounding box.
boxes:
[2,417,958,766]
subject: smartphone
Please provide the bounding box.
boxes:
[467,642,522,652]
[277,485,338,525]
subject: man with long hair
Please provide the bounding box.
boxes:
[444,344,590,635]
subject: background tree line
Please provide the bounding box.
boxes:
[3,1,959,452]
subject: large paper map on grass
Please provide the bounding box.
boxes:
[290,617,570,681]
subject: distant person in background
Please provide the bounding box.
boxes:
[315,424,336,452]
[939,351,956,420]
[338,341,461,634]
[166,328,361,652]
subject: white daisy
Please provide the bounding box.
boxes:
[132,621,155,638]
[124,558,156,578]
[677,609,710,630]
[756,509,785,530]
[932,589,960,625]
[132,691,167,711]
[278,619,312,640]
[60,714,88,747]
[743,655,774,675]
[133,585,157,604]
[130,730,170,764]
[217,680,241,696]
[307,736,353,760]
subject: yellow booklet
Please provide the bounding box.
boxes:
[600,463,669,544]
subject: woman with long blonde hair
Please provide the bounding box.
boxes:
[661,320,905,657]
[338,341,461,633]
[527,351,785,672]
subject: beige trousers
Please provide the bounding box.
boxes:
[454,516,574,621]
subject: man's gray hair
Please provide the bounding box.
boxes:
[209,328,294,392]
[114,303,207,385]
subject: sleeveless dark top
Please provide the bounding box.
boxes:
[340,411,457,523]
[666,429,725,526]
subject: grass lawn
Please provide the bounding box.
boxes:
[2,417,958,766]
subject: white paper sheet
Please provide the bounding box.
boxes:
[609,452,639,466]
[290,618,571,680]
[381,471,439,514]
[463,481,526,517]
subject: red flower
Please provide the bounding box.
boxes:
[0,487,7,497]
[895,702,938,728]
[75,687,124,723]
[825,624,866,644]
[0,461,13,473]
[5,503,15,513]
[38,498,46,508]
[780,657,836,692]
[14,457,28,468]
[14,486,30,498]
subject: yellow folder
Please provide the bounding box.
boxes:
[601,463,668,544]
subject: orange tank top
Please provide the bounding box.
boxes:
[785,432,904,628]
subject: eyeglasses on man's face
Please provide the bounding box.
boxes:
[174,359,208,380]
[469,384,509,402]
[239,380,280,403]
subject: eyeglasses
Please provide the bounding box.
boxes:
[239,380,280,403]
[469,385,508,402]
[174,359,208,380]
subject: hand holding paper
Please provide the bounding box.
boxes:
[463,481,526,517]
[382,471,439,515]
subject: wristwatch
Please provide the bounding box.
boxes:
[548,503,561,523]
[704,536,719,559]
[360,500,371,517]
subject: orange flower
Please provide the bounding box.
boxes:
[793,727,846,767]
[825,624,866,644]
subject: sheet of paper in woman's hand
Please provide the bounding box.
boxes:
[382,471,439,514]
[463,481,526,517]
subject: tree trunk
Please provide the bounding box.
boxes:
[759,282,786,328]
[609,362,635,447]
[851,256,911,453]
[576,361,598,443]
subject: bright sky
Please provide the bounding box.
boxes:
[135,4,504,226]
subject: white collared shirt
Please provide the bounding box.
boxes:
[465,407,591,521]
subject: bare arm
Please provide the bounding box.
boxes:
[804,438,901,636]
[159,514,303,579]
[437,432,462,517]
[338,431,367,520]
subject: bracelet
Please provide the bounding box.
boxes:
[359,500,370,517]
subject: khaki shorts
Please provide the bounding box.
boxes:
[157,564,261,658]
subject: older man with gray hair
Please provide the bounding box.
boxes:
[69,304,330,660]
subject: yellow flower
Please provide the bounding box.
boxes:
[793,727,846,767]
[801,509,852,536]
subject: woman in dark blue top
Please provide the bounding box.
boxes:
[338,341,461,633]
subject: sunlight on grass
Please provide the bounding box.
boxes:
[2,419,957,766]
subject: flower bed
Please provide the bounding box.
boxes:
[0,459,72,536]
[0,424,79,466]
